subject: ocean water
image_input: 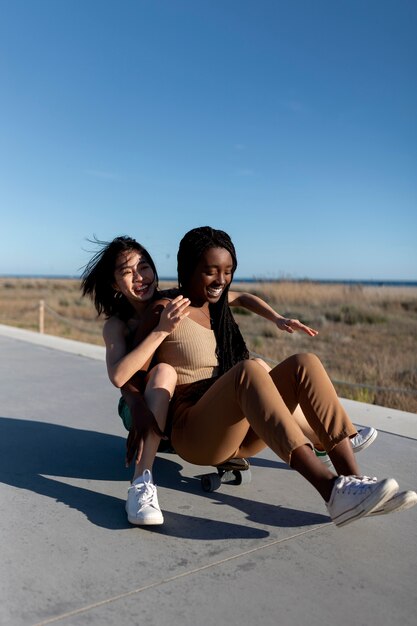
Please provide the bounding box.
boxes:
[1,275,417,288]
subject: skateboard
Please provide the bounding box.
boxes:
[200,457,252,492]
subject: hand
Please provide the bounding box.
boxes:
[157,295,190,334]
[276,317,318,337]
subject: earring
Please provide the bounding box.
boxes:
[113,291,123,300]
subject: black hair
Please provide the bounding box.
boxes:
[80,235,159,320]
[177,226,249,374]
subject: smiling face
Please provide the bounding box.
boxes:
[187,246,234,305]
[113,249,156,308]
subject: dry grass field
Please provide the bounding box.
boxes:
[1,277,416,413]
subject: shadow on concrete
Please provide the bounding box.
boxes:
[0,416,328,536]
[249,456,290,470]
[174,471,328,530]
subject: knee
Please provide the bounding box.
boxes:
[291,352,323,373]
[148,362,177,389]
[251,357,272,372]
[295,352,320,366]
[234,358,268,383]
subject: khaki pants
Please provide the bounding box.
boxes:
[170,353,357,466]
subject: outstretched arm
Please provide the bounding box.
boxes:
[228,290,318,337]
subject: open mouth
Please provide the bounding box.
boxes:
[207,286,224,298]
[133,283,153,296]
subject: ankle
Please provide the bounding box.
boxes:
[322,476,338,502]
[132,468,153,484]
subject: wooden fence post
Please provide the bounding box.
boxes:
[39,300,45,334]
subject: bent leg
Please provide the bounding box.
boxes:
[172,359,368,501]
[254,357,321,445]
[171,360,311,466]
[269,353,359,475]
[133,363,177,481]
[269,353,357,452]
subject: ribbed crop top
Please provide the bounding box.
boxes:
[155,316,219,385]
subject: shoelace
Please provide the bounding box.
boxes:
[133,481,156,505]
[132,470,157,507]
[357,475,377,483]
[337,475,377,495]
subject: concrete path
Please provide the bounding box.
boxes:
[0,325,416,626]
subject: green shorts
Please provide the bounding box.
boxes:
[118,395,174,452]
[118,396,132,431]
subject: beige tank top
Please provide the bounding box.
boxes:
[155,316,219,384]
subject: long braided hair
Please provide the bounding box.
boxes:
[177,226,249,375]
[81,235,159,320]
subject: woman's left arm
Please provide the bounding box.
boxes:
[228,290,318,337]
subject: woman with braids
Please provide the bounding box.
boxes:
[148,226,416,527]
[81,236,190,526]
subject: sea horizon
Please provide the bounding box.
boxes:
[1,274,417,288]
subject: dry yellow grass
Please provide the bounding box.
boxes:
[1,277,416,413]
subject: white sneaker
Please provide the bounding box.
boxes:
[315,426,378,467]
[126,469,164,525]
[350,426,378,453]
[370,490,417,516]
[357,478,417,516]
[326,475,399,527]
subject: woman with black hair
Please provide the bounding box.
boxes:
[81,236,190,526]
[151,226,416,527]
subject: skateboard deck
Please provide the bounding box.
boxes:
[200,457,251,492]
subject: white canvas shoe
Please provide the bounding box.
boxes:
[315,426,378,467]
[357,478,417,516]
[350,426,378,453]
[326,475,398,527]
[126,469,164,525]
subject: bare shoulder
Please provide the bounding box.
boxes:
[103,316,126,341]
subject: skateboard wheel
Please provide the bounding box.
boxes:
[201,473,222,492]
[219,470,236,484]
[234,469,252,485]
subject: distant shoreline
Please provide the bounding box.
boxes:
[1,275,417,288]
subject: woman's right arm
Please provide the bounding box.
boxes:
[103,295,189,388]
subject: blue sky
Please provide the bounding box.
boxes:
[1,0,416,280]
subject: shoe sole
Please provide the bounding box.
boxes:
[352,428,378,454]
[333,478,399,527]
[127,514,164,526]
[126,503,164,526]
[368,490,417,516]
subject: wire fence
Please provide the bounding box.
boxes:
[42,302,102,336]
[4,299,102,337]
[249,352,417,397]
[2,300,416,401]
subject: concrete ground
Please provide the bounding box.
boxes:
[0,324,416,626]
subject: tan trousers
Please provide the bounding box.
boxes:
[170,353,357,466]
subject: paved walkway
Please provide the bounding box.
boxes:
[1,325,416,626]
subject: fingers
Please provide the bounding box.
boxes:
[163,296,190,326]
[135,438,144,465]
[167,296,190,314]
[280,318,318,336]
[169,295,190,311]
[152,421,166,438]
[300,325,318,336]
[170,294,189,305]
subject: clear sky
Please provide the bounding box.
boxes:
[1,0,416,280]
